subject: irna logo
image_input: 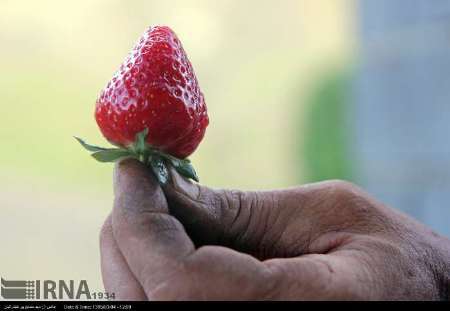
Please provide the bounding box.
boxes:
[1,278,95,300]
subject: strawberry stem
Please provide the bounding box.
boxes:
[74,128,199,185]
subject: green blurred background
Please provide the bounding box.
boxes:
[0,0,355,293]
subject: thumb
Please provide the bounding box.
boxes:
[162,167,311,259]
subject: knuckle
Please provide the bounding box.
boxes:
[212,189,244,228]
[222,190,261,242]
[323,181,388,233]
[184,245,224,268]
[209,188,265,229]
[327,180,359,197]
[326,180,372,210]
[212,189,280,257]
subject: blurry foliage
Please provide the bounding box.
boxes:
[301,69,354,182]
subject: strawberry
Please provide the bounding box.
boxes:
[76,26,209,184]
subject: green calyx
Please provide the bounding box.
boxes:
[74,129,199,185]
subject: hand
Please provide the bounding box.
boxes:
[100,159,450,300]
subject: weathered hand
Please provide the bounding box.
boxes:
[100,159,450,300]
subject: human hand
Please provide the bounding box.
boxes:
[100,159,450,300]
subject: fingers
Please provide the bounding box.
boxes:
[110,159,280,300]
[99,215,147,300]
[111,159,196,292]
[111,158,196,298]
[161,167,285,256]
[146,245,280,300]
[162,171,381,259]
[106,159,391,300]
[162,168,318,258]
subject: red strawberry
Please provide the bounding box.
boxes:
[76,26,208,184]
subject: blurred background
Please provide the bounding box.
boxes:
[1,0,449,295]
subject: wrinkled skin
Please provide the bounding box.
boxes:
[100,159,450,300]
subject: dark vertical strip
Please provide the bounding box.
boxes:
[35,280,40,299]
